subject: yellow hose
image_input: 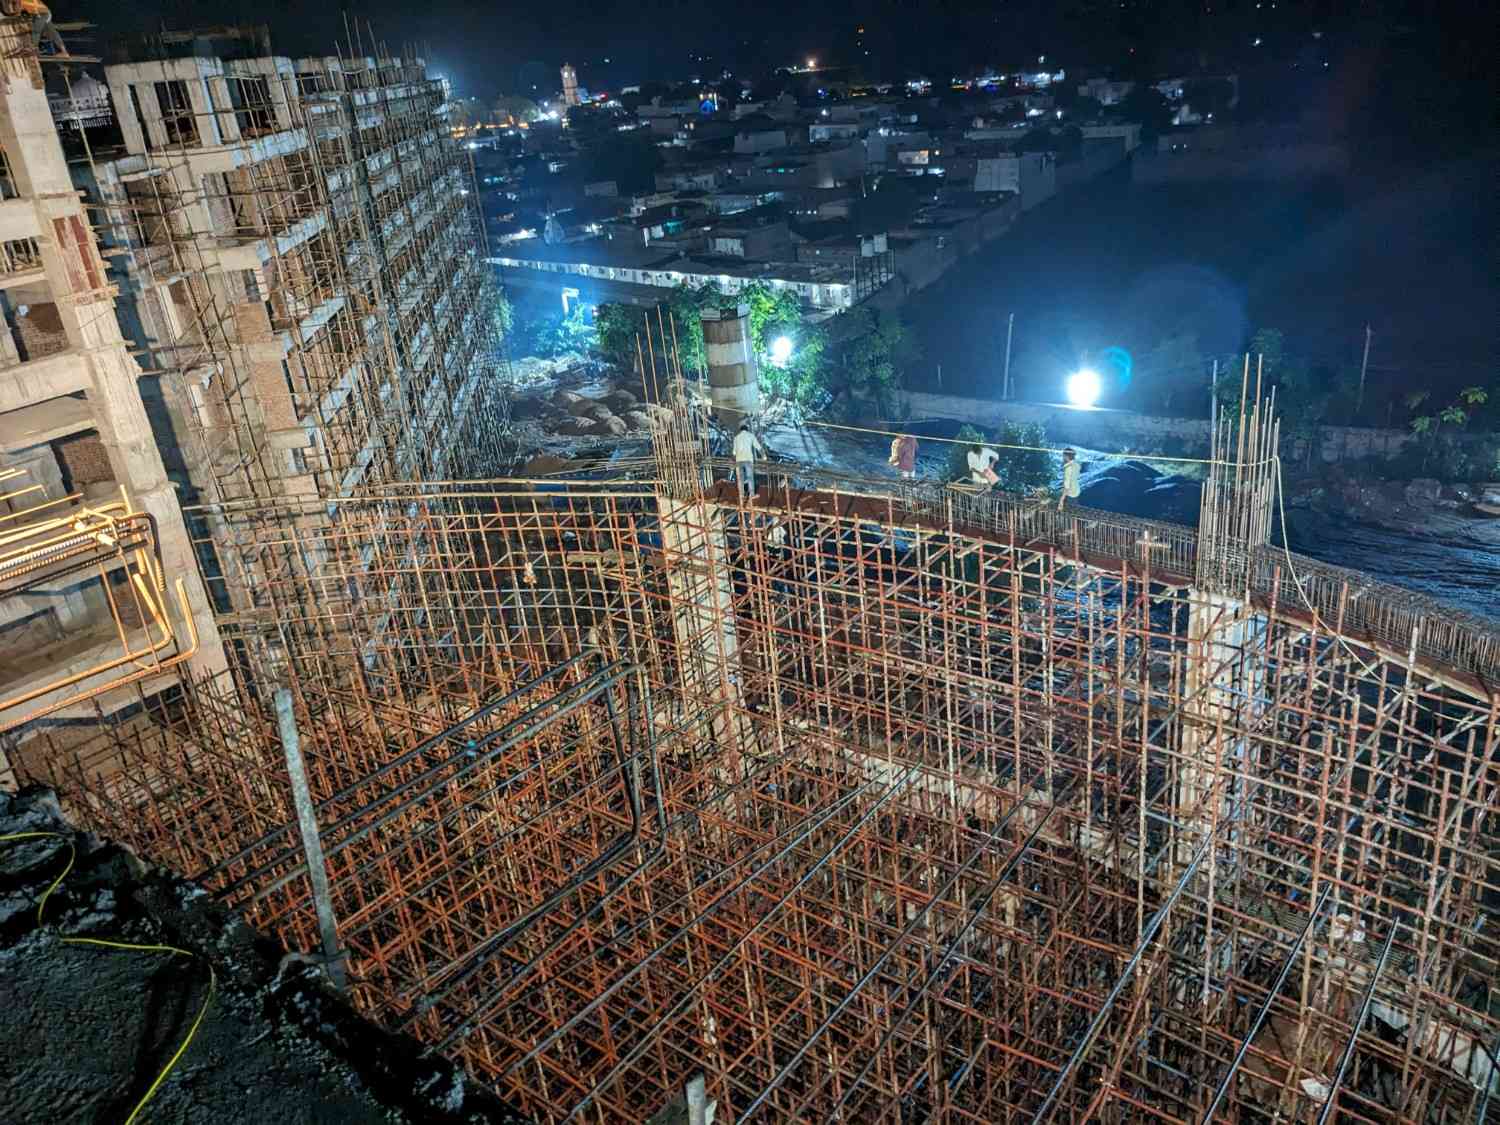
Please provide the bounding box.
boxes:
[1,830,216,1125]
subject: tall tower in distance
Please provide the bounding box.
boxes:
[560,63,580,107]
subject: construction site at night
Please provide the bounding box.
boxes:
[0,10,1497,1125]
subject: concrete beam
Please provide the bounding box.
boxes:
[0,392,92,452]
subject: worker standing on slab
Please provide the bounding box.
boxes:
[889,433,918,480]
[6,0,67,54]
[967,444,999,490]
[1058,447,1080,511]
[732,421,766,501]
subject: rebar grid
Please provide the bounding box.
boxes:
[13,474,1495,1125]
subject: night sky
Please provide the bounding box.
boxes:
[61,0,1491,115]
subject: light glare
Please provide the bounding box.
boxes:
[770,336,794,367]
[1066,369,1102,407]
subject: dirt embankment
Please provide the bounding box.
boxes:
[0,788,529,1125]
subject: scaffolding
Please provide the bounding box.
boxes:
[9,344,1500,1123]
[87,38,509,511]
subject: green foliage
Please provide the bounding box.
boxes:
[592,284,717,376]
[593,303,642,370]
[943,422,1054,493]
[831,309,917,418]
[1405,386,1497,478]
[510,302,595,359]
[994,421,1054,493]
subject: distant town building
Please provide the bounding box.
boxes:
[47,73,112,130]
[561,63,580,107]
[975,151,1057,210]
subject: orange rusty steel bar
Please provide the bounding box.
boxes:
[5,456,1495,1125]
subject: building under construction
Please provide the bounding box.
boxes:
[4,307,1498,1123]
[0,17,1496,1124]
[92,28,507,506]
[0,16,506,740]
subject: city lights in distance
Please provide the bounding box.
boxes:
[1066,369,1102,408]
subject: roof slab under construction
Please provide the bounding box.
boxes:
[4,340,1499,1123]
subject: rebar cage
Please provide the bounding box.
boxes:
[11,471,1497,1124]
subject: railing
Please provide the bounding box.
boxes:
[0,235,42,278]
[705,458,1500,688]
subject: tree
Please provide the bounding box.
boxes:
[594,303,643,370]
[510,302,595,359]
[593,283,719,379]
[741,281,828,418]
[836,309,918,417]
[1410,386,1489,473]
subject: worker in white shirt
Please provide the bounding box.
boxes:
[732,421,767,501]
[1058,447,1081,511]
[966,444,999,490]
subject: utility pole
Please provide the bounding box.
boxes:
[1002,312,1014,400]
[1357,324,1372,417]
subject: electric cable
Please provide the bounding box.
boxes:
[1,830,217,1125]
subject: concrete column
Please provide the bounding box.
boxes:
[657,497,753,756]
[134,81,169,152]
[183,68,222,147]
[103,76,149,154]
[1178,590,1265,873]
[207,76,241,144]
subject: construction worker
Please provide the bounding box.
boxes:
[966,444,999,490]
[732,421,766,501]
[7,0,66,55]
[889,433,918,480]
[1058,447,1081,511]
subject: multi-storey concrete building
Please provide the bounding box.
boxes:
[94,43,503,506]
[0,19,226,754]
[0,24,506,756]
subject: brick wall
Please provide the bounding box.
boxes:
[52,430,114,490]
[15,301,68,360]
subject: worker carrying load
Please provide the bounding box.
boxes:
[4,0,66,54]
[966,444,999,490]
[888,433,917,480]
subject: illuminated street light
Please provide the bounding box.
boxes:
[770,336,794,368]
[806,58,817,70]
[1066,369,1102,407]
